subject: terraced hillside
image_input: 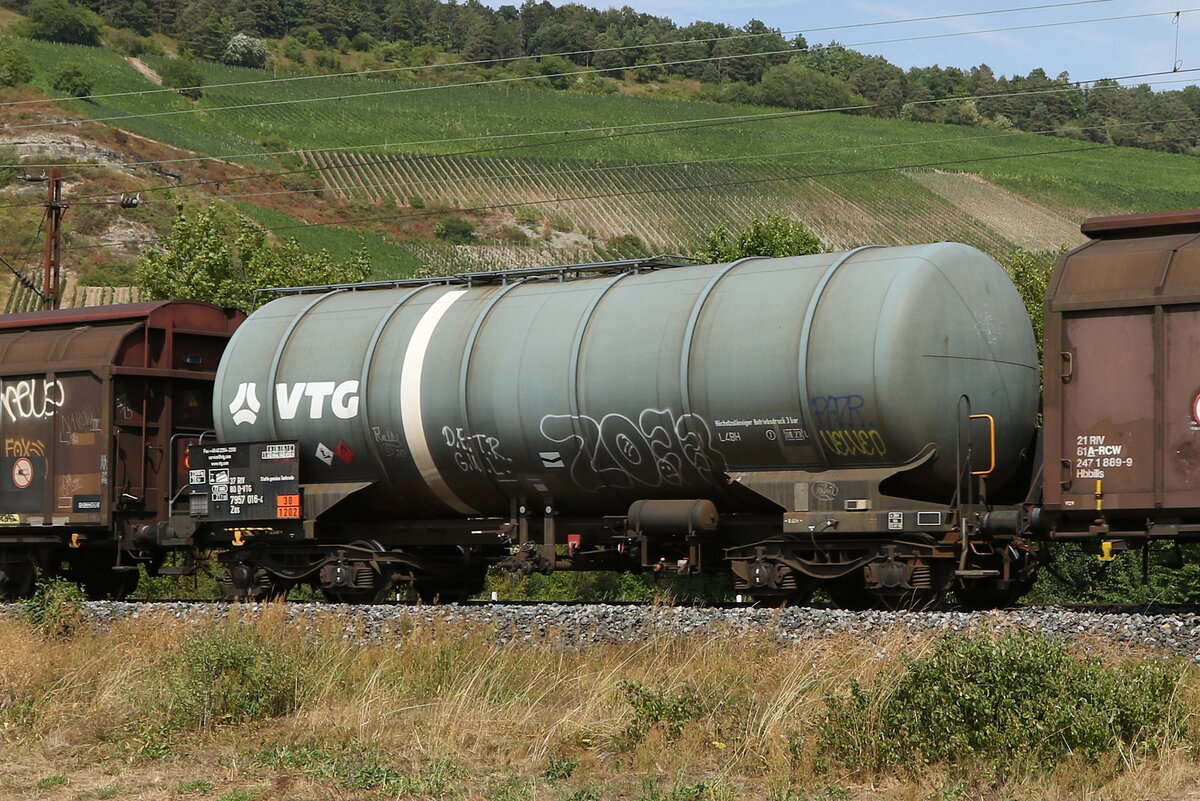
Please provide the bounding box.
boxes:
[305,150,1085,259]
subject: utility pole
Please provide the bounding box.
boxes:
[20,168,67,311]
[15,170,139,312]
[41,167,64,311]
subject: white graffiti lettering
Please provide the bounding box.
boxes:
[539,409,725,492]
[2,379,64,422]
[441,426,513,477]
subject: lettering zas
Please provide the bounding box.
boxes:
[2,379,64,422]
[540,409,725,492]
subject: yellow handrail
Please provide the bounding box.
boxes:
[969,413,996,476]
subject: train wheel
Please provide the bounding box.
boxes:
[0,558,36,599]
[955,579,1032,611]
[66,559,139,600]
[320,580,393,604]
[824,573,875,611]
[319,540,395,604]
[869,561,951,611]
[222,561,291,602]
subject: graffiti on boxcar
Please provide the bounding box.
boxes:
[1,379,64,423]
[4,437,44,457]
[441,426,513,477]
[539,409,725,492]
[59,408,100,444]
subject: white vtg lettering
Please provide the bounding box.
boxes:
[275,380,360,420]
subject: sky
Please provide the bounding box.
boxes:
[595,0,1198,88]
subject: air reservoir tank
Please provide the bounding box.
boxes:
[214,243,1040,516]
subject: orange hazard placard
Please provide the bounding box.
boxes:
[276,493,301,518]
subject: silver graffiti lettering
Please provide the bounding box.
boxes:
[539,409,725,492]
[2,379,64,422]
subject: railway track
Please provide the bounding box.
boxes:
[5,600,1198,658]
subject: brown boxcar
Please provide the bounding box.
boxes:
[0,300,241,597]
[1043,209,1200,543]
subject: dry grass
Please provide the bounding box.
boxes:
[0,608,1197,800]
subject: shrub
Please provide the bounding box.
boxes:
[281,36,305,63]
[607,233,646,256]
[108,28,160,57]
[222,33,269,69]
[0,38,33,87]
[619,680,704,746]
[693,214,822,262]
[159,59,204,100]
[18,577,88,638]
[822,632,1186,772]
[314,50,340,70]
[165,627,306,728]
[433,215,476,244]
[16,0,102,45]
[495,225,530,244]
[50,64,92,98]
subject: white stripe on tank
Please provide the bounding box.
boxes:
[400,289,478,514]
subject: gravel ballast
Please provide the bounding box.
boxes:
[8,601,1199,659]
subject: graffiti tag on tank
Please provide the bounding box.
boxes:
[539,409,725,492]
[442,426,514,478]
[808,394,887,458]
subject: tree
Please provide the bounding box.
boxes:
[159,59,205,100]
[50,64,92,98]
[137,205,372,312]
[222,33,269,68]
[0,39,33,88]
[17,0,102,45]
[756,61,857,111]
[693,214,822,262]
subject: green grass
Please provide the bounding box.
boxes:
[235,203,424,278]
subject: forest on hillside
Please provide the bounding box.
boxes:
[0,0,1197,155]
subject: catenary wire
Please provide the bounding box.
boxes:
[10,72,1195,211]
[3,7,1194,134]
[8,64,1199,174]
[0,0,1123,110]
[204,113,1200,204]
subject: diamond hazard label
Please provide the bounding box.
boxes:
[335,441,355,464]
[314,442,334,466]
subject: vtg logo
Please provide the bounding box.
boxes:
[229,381,361,425]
